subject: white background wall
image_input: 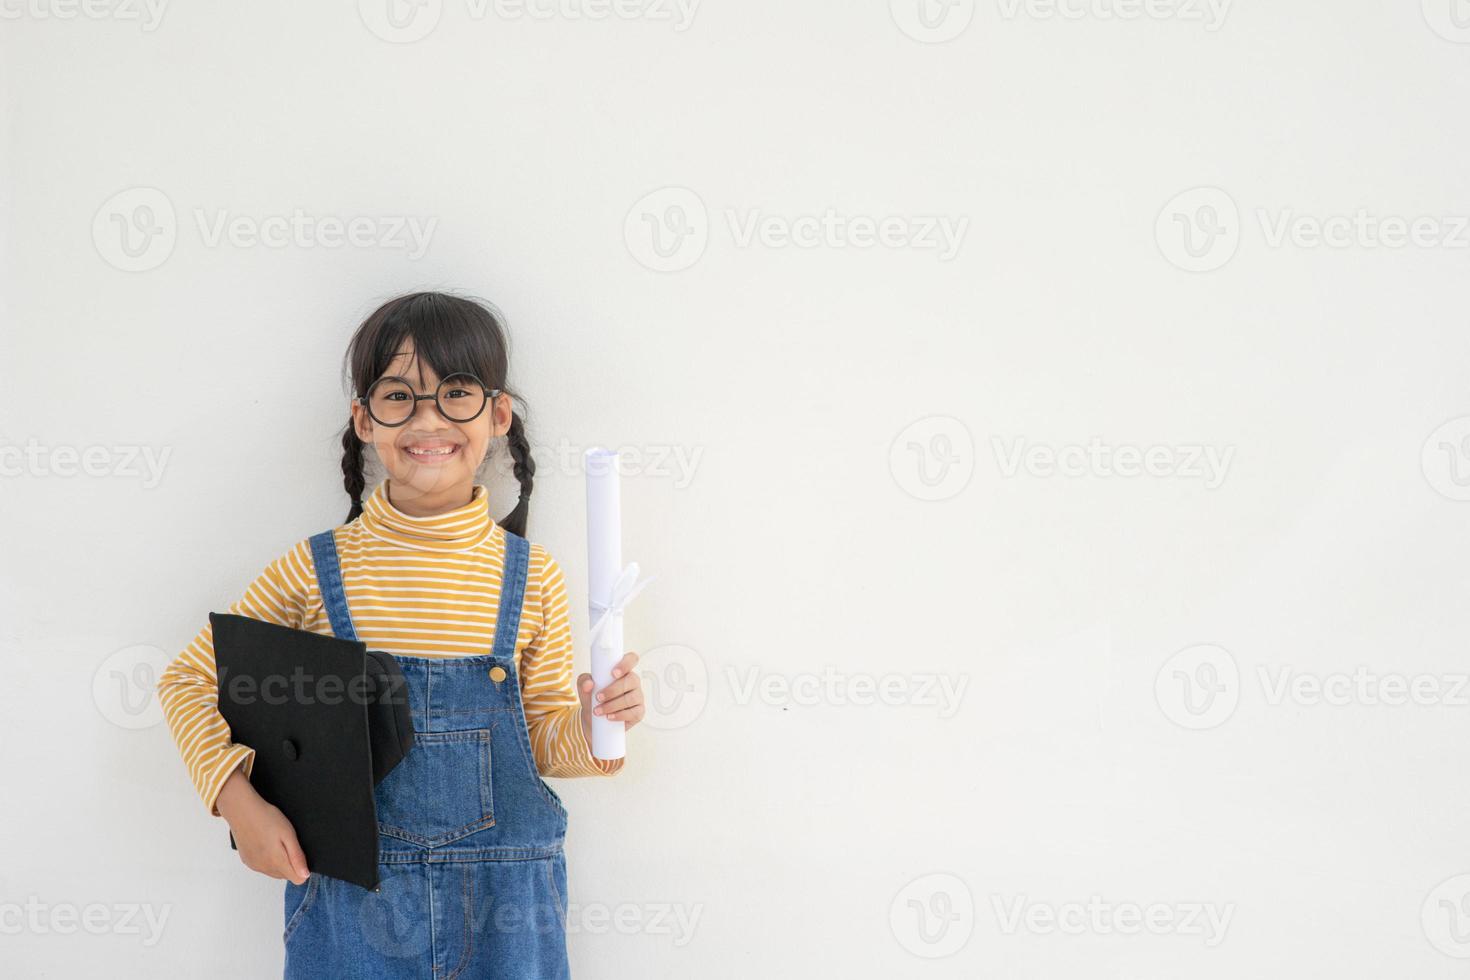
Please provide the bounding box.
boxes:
[4,0,1470,976]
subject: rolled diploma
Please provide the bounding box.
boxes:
[584,447,626,760]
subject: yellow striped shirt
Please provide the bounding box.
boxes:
[157,478,621,816]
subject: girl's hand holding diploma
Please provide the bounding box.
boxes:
[577,650,644,742]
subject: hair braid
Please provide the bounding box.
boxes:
[341,423,367,523]
[501,411,535,537]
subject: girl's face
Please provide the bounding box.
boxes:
[348,340,511,507]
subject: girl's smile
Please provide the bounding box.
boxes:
[401,440,465,463]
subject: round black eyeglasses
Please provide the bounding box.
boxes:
[359,373,502,427]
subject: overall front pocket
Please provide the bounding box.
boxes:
[282,872,321,944]
[375,729,494,846]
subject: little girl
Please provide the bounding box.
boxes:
[156,291,644,978]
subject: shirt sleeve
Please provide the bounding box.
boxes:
[155,539,317,816]
[521,544,624,778]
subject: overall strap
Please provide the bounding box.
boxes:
[308,529,359,642]
[492,531,531,661]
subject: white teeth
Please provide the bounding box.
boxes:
[407,446,456,456]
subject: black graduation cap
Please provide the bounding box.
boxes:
[210,612,415,891]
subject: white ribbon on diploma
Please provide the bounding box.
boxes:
[588,563,656,654]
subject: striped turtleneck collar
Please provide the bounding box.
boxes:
[359,479,496,551]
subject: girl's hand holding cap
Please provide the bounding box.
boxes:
[218,771,311,886]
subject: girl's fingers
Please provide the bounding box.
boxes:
[606,699,645,723]
[592,654,643,714]
[597,690,641,712]
[594,689,644,718]
[281,831,309,884]
[594,673,636,703]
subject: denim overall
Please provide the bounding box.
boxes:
[281,527,572,979]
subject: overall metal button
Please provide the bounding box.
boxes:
[488,666,507,683]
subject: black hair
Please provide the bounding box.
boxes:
[339,291,534,536]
